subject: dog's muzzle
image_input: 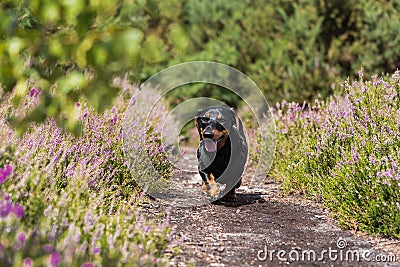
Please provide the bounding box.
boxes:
[203,126,214,139]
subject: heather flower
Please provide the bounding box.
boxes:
[84,211,94,226]
[0,84,175,265]
[17,232,26,243]
[144,226,153,233]
[351,146,359,163]
[0,199,12,217]
[274,71,400,237]
[369,155,375,164]
[44,205,52,217]
[361,85,367,93]
[23,258,33,267]
[12,204,25,218]
[92,247,101,254]
[50,252,61,266]
[0,164,12,183]
[78,241,88,255]
[358,69,364,78]
[43,244,54,253]
[29,88,40,98]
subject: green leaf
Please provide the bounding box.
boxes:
[41,1,60,23]
[117,28,143,58]
[7,37,26,58]
[142,34,167,63]
[57,71,88,94]
[167,24,189,53]
[90,45,108,67]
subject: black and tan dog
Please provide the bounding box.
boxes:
[194,106,248,204]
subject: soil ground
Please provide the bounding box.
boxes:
[142,147,400,267]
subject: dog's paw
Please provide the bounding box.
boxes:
[221,193,241,207]
[202,181,220,197]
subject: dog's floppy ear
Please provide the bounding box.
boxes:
[229,107,240,130]
[194,116,200,129]
[194,116,204,140]
[194,109,204,139]
[229,108,247,150]
[194,109,203,129]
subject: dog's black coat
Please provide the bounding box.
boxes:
[195,106,248,199]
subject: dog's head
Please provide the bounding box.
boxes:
[194,106,238,152]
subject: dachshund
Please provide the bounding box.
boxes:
[194,106,248,204]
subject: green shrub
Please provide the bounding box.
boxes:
[273,70,400,237]
[139,0,400,106]
[3,0,399,129]
[0,79,180,266]
[0,0,146,134]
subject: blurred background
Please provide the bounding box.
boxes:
[1,0,399,131]
[138,0,400,106]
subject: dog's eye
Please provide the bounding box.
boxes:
[216,123,225,131]
[217,118,226,123]
[201,118,210,123]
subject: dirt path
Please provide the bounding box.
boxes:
[143,147,400,266]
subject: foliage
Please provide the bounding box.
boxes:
[0,0,147,134]
[272,71,400,238]
[138,0,400,106]
[2,0,400,133]
[0,80,181,266]
[321,0,400,76]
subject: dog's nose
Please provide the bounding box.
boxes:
[204,132,214,139]
[203,127,214,139]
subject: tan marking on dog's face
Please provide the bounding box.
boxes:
[212,128,227,140]
[200,127,204,139]
[213,129,228,150]
[195,117,205,140]
[205,113,210,117]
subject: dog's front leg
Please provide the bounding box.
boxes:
[223,187,238,202]
[201,172,219,197]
